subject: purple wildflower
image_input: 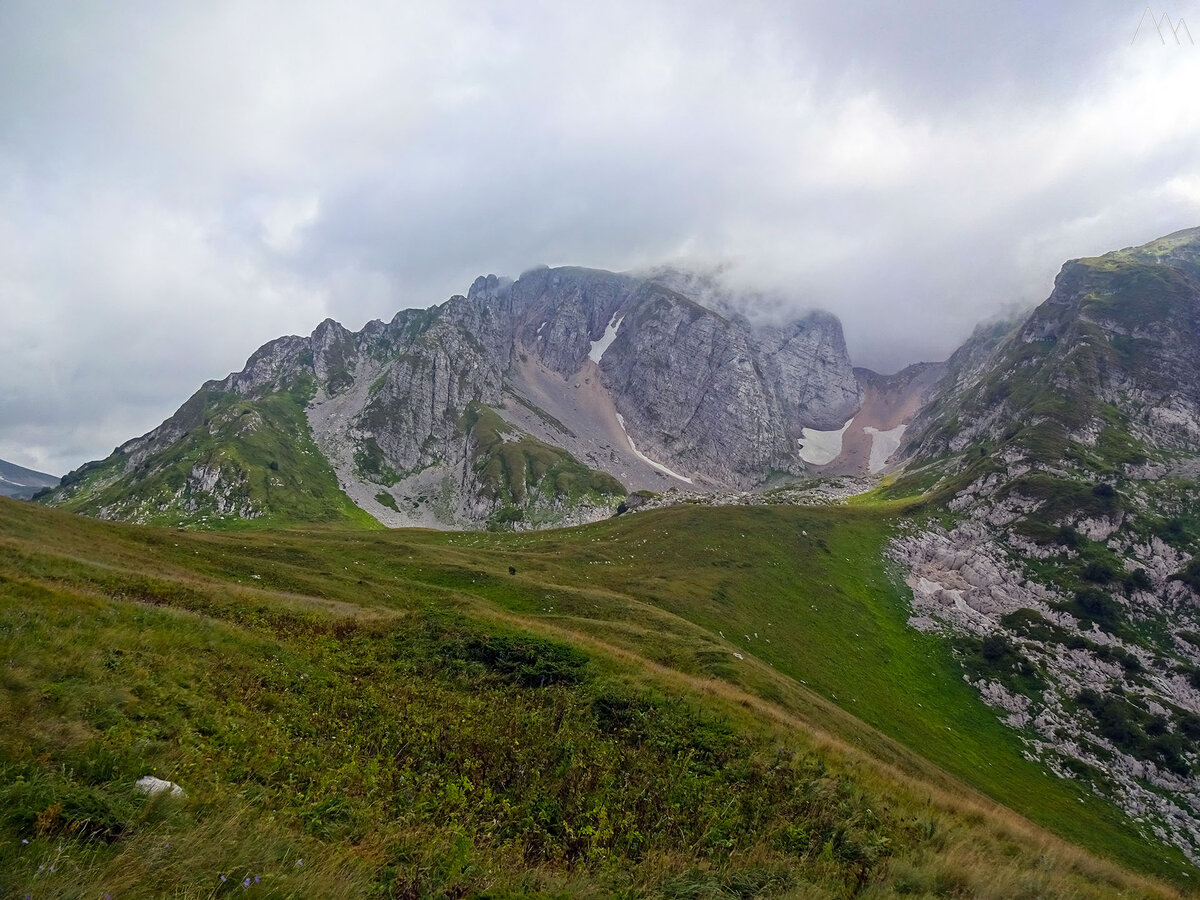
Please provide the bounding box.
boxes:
[295,859,303,867]
[243,876,251,888]
[220,874,227,882]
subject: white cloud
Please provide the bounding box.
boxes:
[259,194,321,254]
[0,180,329,473]
[1164,175,1200,209]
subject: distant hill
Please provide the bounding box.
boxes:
[0,458,58,499]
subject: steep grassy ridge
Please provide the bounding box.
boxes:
[46,378,377,530]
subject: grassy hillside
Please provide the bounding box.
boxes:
[0,497,1190,897]
[463,403,626,528]
[44,378,378,530]
[441,503,1196,880]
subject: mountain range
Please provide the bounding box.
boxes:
[40,265,938,530]
[20,225,1200,881]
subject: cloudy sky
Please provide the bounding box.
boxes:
[2,1,1199,475]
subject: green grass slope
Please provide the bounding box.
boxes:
[0,498,1189,897]
[43,377,378,530]
[463,403,626,528]
[439,504,1196,882]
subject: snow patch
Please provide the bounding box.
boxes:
[588,314,624,364]
[615,413,693,484]
[797,420,852,465]
[863,424,907,473]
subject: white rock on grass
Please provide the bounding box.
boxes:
[135,775,185,798]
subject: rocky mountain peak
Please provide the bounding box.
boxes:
[41,261,905,529]
[904,228,1200,467]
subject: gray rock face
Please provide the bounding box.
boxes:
[597,284,860,486]
[758,313,864,431]
[500,267,639,376]
[358,316,504,478]
[439,268,862,487]
[353,268,862,494]
[602,285,778,485]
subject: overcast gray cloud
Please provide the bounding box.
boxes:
[2,0,1199,475]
